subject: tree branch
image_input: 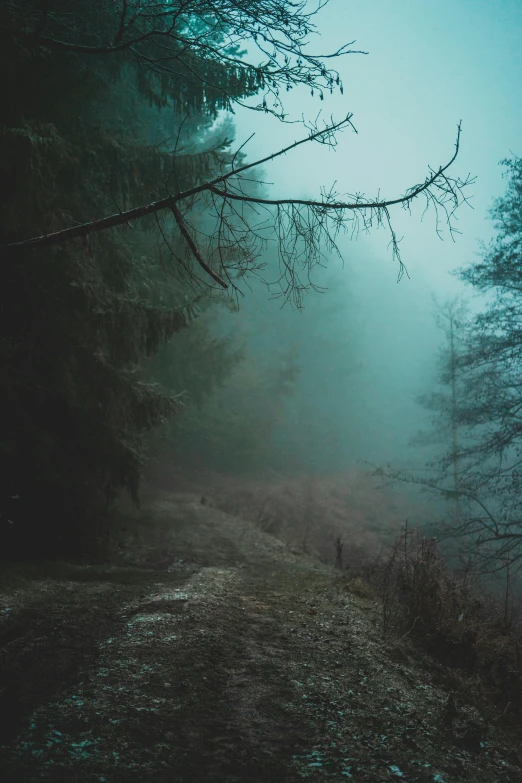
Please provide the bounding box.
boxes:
[0,118,468,259]
[170,204,227,288]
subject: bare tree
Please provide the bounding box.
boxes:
[2,115,472,307]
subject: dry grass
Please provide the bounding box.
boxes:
[146,462,522,736]
[147,464,426,567]
[366,523,522,733]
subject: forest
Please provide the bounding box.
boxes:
[2,1,522,781]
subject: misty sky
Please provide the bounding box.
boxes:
[225,0,522,468]
[234,0,522,291]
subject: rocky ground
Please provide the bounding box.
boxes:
[0,489,521,782]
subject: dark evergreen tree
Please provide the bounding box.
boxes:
[0,1,261,554]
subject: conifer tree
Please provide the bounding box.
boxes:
[410,299,469,523]
[0,0,263,552]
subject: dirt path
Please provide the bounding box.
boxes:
[0,491,520,781]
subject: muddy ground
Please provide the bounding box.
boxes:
[0,490,521,782]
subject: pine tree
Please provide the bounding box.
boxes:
[0,1,262,554]
[411,299,469,524]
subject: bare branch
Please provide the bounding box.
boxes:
[113,0,129,46]
[170,204,228,288]
[1,118,470,296]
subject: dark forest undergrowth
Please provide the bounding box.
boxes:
[1,487,522,782]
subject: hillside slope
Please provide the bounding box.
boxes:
[0,490,520,782]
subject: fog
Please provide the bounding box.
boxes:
[207,0,522,476]
[5,0,522,556]
[5,6,522,774]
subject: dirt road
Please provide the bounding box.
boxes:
[0,491,519,781]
